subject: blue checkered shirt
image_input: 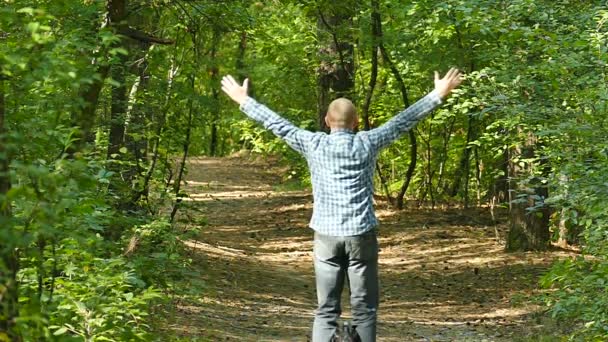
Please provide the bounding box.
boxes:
[240,90,442,236]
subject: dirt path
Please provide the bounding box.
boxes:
[167,155,572,341]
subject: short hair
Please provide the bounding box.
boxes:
[327,98,357,128]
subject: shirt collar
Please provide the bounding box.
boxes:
[330,128,354,134]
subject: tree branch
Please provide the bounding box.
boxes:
[119,27,174,45]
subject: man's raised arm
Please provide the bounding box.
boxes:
[221,75,315,155]
[365,68,463,150]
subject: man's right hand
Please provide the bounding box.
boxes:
[221,75,249,105]
[434,68,463,99]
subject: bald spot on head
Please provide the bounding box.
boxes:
[326,98,357,129]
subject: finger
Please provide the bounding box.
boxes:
[222,81,234,92]
[452,72,463,86]
[221,86,230,94]
[453,70,463,81]
[227,75,238,86]
[221,77,233,88]
[434,71,439,81]
[243,78,249,91]
[443,68,451,80]
[446,68,457,80]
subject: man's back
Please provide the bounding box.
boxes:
[306,130,377,236]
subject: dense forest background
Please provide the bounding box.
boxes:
[1,0,607,340]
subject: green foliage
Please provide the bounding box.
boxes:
[43,253,162,341]
[0,1,203,340]
[541,256,608,340]
[126,219,195,289]
[2,0,608,339]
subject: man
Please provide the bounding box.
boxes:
[221,68,462,342]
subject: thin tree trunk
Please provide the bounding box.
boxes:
[122,4,162,187]
[381,52,417,209]
[376,30,417,209]
[209,29,221,156]
[106,55,128,162]
[361,0,380,130]
[463,149,470,208]
[170,29,197,222]
[170,73,195,222]
[0,74,20,341]
[395,131,417,209]
[556,173,569,248]
[427,124,435,208]
[123,46,151,187]
[474,147,482,206]
[375,163,393,204]
[362,0,394,204]
[70,64,110,154]
[491,147,509,204]
[450,115,475,197]
[436,115,456,195]
[131,34,181,205]
[236,31,247,75]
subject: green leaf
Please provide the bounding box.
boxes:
[16,7,35,15]
[53,327,68,336]
[26,22,40,33]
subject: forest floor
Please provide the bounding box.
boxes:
[164,155,576,342]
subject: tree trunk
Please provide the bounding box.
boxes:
[70,0,127,154]
[395,131,417,209]
[170,76,195,223]
[170,29,197,222]
[131,34,180,205]
[107,56,128,162]
[378,39,416,210]
[236,31,250,95]
[70,64,110,154]
[361,0,395,205]
[450,115,476,197]
[436,115,457,195]
[0,74,20,341]
[70,0,172,157]
[123,46,151,188]
[490,147,509,203]
[556,173,569,248]
[122,6,164,189]
[505,134,550,251]
[361,0,380,131]
[316,6,355,132]
[209,28,221,156]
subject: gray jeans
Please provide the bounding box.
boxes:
[312,229,379,342]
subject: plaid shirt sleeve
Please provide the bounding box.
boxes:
[239,97,315,155]
[365,90,443,150]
